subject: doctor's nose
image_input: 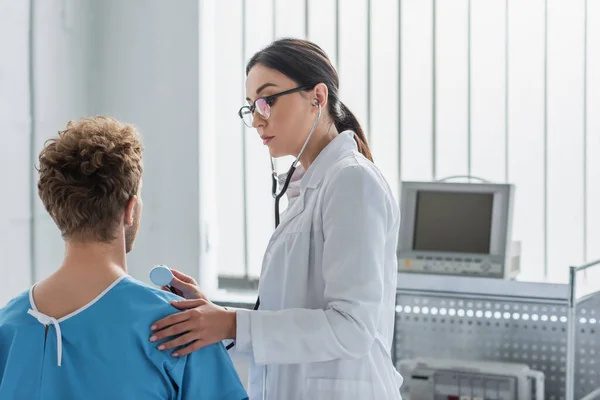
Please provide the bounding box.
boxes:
[251,113,265,130]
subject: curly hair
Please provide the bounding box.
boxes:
[37,116,144,242]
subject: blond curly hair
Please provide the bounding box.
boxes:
[37,116,143,242]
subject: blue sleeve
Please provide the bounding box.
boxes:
[169,342,248,400]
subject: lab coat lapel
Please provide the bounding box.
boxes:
[269,191,306,244]
[268,131,357,244]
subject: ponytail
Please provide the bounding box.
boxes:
[334,102,373,162]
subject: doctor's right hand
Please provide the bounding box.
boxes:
[161,268,207,301]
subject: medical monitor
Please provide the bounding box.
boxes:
[397,181,516,279]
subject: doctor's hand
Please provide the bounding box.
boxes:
[160,268,207,301]
[149,298,236,357]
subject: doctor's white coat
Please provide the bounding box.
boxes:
[233,131,403,400]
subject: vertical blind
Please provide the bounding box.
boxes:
[208,0,600,284]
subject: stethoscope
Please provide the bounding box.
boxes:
[257,101,322,399]
[223,102,321,359]
[254,100,321,311]
[150,97,319,358]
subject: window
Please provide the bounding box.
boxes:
[202,0,600,285]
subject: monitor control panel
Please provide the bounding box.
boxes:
[398,255,503,278]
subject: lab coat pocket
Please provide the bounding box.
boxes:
[304,378,374,400]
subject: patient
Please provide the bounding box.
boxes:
[0,117,247,400]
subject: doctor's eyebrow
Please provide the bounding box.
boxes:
[246,82,279,101]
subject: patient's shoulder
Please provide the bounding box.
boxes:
[113,276,181,303]
[0,291,33,328]
[118,276,181,303]
[106,276,184,320]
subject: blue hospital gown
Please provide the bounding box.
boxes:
[0,275,248,400]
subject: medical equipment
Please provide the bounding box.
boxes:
[398,358,544,400]
[397,181,518,279]
[582,388,600,400]
[394,271,600,399]
[149,265,177,294]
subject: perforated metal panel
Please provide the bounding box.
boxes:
[575,291,600,399]
[394,273,572,399]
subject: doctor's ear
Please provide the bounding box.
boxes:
[312,83,329,108]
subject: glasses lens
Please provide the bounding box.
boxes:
[255,98,271,119]
[240,108,253,128]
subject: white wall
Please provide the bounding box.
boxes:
[0,0,218,306]
[0,0,34,304]
[0,0,92,304]
[87,0,215,290]
[32,0,94,282]
[0,0,241,385]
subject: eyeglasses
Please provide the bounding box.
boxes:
[238,85,313,128]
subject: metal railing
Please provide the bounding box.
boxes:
[566,259,600,400]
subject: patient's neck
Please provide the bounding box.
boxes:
[62,239,128,277]
[31,237,129,319]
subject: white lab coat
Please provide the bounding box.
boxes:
[233,131,403,400]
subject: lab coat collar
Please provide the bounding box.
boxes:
[301,130,357,190]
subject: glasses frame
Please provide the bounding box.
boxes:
[238,85,314,127]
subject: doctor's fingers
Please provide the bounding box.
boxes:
[170,268,198,285]
[150,319,196,343]
[157,331,202,352]
[151,308,194,332]
[170,298,207,310]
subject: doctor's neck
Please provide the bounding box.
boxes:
[298,121,338,170]
[60,232,129,279]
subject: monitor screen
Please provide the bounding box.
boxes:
[413,191,493,254]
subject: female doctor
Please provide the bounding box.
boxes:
[150,39,403,399]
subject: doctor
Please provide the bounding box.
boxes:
[150,38,403,399]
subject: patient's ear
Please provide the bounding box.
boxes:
[124,196,138,227]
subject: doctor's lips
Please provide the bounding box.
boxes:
[261,135,274,145]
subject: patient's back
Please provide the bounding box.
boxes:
[0,275,247,400]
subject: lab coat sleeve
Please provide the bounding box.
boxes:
[228,308,253,359]
[240,164,390,365]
